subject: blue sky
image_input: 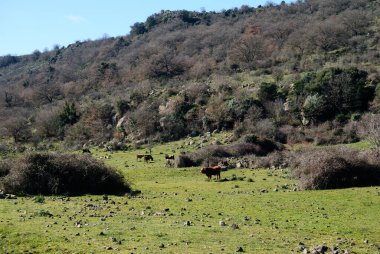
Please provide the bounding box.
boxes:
[0,1,288,56]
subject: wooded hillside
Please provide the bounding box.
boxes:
[0,0,379,150]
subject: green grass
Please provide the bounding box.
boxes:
[1,141,380,253]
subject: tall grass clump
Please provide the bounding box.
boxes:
[0,153,130,195]
[293,148,380,190]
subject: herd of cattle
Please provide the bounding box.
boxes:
[83,148,222,180]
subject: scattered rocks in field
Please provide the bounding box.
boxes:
[310,245,329,254]
[219,220,226,226]
[231,223,239,230]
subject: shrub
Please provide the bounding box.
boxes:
[34,195,45,204]
[175,139,280,168]
[174,154,198,168]
[241,134,258,143]
[257,82,278,102]
[249,151,289,169]
[0,160,11,177]
[34,209,53,217]
[0,153,130,195]
[293,148,380,190]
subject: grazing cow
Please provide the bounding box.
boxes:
[200,166,222,180]
[82,148,91,154]
[165,154,175,160]
[136,154,145,161]
[144,154,154,162]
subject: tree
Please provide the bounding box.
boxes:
[148,48,186,78]
[34,83,62,104]
[257,82,278,102]
[35,108,61,138]
[314,67,369,114]
[3,117,31,143]
[229,35,269,70]
[359,114,380,148]
[130,22,147,36]
[59,102,79,127]
[302,94,330,124]
[339,10,370,36]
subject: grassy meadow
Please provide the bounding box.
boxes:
[1,139,380,253]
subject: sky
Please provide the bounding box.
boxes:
[0,0,288,56]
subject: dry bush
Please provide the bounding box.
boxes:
[175,139,280,168]
[249,151,290,169]
[308,121,359,146]
[0,160,11,177]
[293,148,380,190]
[0,153,130,195]
[174,154,199,168]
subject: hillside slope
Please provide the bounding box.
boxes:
[0,0,379,149]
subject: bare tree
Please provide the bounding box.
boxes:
[229,35,269,70]
[3,117,31,143]
[359,114,380,148]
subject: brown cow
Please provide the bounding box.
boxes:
[144,154,154,162]
[136,154,145,161]
[200,166,222,180]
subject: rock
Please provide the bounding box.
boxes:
[299,242,306,251]
[219,221,226,226]
[185,198,192,202]
[5,194,17,199]
[315,245,328,253]
[184,221,191,226]
[159,243,165,248]
[211,140,222,145]
[116,116,127,129]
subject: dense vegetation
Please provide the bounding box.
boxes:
[0,153,129,195]
[0,0,379,150]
